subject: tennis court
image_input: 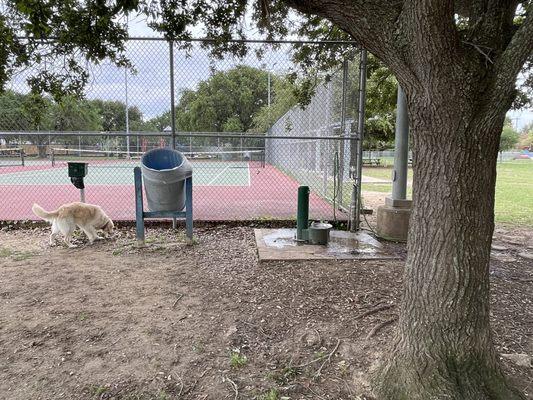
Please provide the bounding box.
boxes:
[0,159,252,186]
[0,148,337,221]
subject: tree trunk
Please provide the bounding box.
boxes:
[374,93,524,399]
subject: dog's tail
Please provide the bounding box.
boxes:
[32,204,59,221]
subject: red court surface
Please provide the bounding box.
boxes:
[0,164,343,221]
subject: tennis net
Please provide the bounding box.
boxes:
[50,148,265,168]
[0,147,24,167]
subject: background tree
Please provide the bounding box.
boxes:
[21,93,54,157]
[147,111,171,133]
[90,100,144,132]
[519,122,533,150]
[0,90,30,131]
[363,55,397,150]
[90,99,147,151]
[499,120,520,153]
[1,1,532,399]
[253,75,298,132]
[53,96,101,129]
[174,65,269,133]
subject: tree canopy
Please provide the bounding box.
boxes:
[174,65,269,132]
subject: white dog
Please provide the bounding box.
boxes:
[32,202,114,247]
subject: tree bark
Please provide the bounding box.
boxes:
[282,1,531,398]
[373,89,525,400]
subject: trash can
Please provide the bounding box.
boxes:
[141,148,192,212]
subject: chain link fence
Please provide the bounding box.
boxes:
[0,38,363,221]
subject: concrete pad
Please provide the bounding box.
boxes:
[255,228,400,261]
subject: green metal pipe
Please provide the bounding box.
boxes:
[297,186,309,241]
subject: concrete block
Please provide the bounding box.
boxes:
[385,197,413,209]
[376,202,411,242]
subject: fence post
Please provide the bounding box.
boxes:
[134,167,145,246]
[169,40,177,150]
[185,176,193,240]
[125,66,130,157]
[338,58,349,209]
[352,48,367,232]
[391,86,409,200]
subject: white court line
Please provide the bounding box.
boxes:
[0,171,58,181]
[206,165,231,186]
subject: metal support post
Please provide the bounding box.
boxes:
[169,40,177,150]
[392,86,409,200]
[185,176,193,240]
[134,167,145,246]
[125,67,130,157]
[338,58,349,208]
[352,48,367,232]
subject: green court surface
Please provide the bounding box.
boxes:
[0,160,251,186]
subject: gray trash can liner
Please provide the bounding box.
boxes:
[141,148,192,212]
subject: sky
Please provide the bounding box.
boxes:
[7,14,533,131]
[124,16,533,131]
[8,14,295,121]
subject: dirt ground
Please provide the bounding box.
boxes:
[0,220,532,400]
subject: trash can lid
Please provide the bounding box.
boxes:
[141,148,187,171]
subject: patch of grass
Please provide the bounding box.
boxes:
[87,385,171,400]
[156,391,170,400]
[267,366,300,385]
[362,183,392,193]
[12,250,38,261]
[313,350,326,359]
[259,388,280,400]
[175,232,198,245]
[78,312,89,321]
[277,158,531,225]
[112,248,124,256]
[362,160,533,225]
[0,246,38,261]
[362,166,412,181]
[91,385,107,397]
[145,237,159,244]
[0,247,15,258]
[229,349,247,368]
[337,360,350,376]
[494,161,533,225]
[192,342,204,354]
[151,245,168,252]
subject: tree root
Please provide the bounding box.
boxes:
[355,303,394,320]
[365,316,398,340]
